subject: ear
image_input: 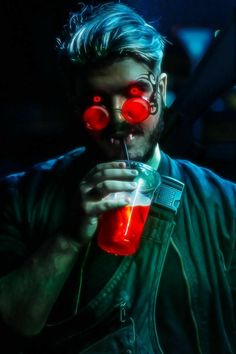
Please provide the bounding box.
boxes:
[158,73,167,105]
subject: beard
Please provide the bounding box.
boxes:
[138,110,164,163]
[128,99,165,163]
[83,109,165,164]
[74,100,165,164]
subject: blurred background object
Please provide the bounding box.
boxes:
[0,0,235,181]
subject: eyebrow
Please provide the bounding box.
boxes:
[86,80,152,96]
[127,80,151,90]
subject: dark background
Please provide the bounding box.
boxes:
[0,0,235,181]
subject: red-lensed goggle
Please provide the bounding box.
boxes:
[82,87,151,131]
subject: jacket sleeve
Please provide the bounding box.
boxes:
[0,173,28,277]
[0,147,86,278]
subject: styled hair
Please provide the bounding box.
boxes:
[57,2,166,74]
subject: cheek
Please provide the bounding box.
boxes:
[140,114,159,134]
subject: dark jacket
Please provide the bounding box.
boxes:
[0,147,235,353]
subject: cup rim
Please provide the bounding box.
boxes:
[116,159,156,172]
[116,159,161,192]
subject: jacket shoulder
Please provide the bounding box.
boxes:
[0,147,86,187]
[172,157,236,203]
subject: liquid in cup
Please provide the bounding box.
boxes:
[97,162,160,256]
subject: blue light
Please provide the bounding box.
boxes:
[211,98,225,112]
[166,90,176,108]
[177,28,213,69]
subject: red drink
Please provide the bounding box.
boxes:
[97,159,160,256]
[97,204,150,256]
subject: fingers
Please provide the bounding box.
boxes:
[83,195,131,217]
[80,172,137,194]
[89,180,137,199]
[86,161,127,178]
[91,168,138,183]
[70,161,137,243]
[87,164,138,184]
[79,161,138,195]
[79,161,138,217]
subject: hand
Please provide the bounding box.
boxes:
[70,161,138,246]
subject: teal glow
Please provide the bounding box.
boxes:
[177,28,212,68]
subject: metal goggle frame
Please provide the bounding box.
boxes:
[82,95,152,131]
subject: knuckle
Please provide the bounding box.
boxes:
[101,169,108,178]
[102,181,110,190]
[81,200,87,212]
[79,179,92,195]
[111,161,119,168]
[79,182,86,194]
[94,171,102,180]
[96,182,104,191]
[82,201,94,216]
[94,170,107,181]
[104,200,111,209]
[100,201,107,212]
[94,183,106,195]
[95,163,105,172]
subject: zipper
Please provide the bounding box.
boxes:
[46,297,130,347]
[119,300,127,325]
[119,300,136,344]
[171,239,203,354]
[72,298,134,353]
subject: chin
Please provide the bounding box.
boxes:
[107,145,146,162]
[126,151,144,162]
[127,142,154,162]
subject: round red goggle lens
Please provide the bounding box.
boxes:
[82,97,151,131]
[121,97,151,124]
[83,105,110,131]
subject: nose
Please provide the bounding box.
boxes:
[110,95,125,124]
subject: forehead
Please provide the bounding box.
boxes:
[76,58,153,94]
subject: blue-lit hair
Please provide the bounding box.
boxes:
[58,2,166,74]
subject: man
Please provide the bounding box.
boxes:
[0,2,235,353]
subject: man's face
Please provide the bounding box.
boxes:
[75,57,167,162]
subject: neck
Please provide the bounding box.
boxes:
[146,144,161,170]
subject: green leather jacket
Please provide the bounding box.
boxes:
[0,147,235,353]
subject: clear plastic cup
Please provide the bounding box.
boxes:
[97,161,161,256]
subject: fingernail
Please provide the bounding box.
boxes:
[119,162,126,168]
[89,217,97,225]
[131,170,138,175]
[131,182,137,187]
